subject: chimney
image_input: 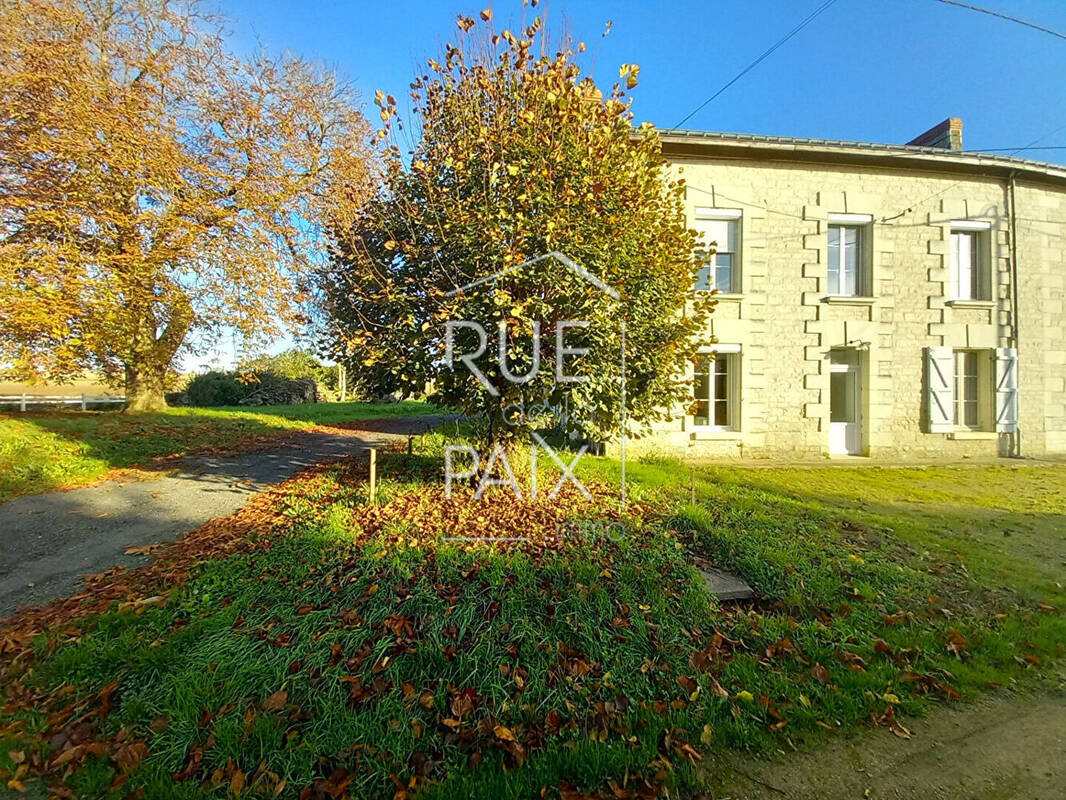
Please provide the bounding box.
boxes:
[906,118,963,151]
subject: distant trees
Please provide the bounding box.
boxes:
[238,349,335,390]
[0,0,374,411]
[321,13,711,448]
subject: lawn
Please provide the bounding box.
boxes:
[0,401,446,504]
[0,452,1062,799]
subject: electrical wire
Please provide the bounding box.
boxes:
[933,0,1066,42]
[674,0,840,128]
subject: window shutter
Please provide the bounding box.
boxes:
[925,346,955,433]
[995,347,1019,433]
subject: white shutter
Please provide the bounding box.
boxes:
[995,347,1019,433]
[926,346,955,433]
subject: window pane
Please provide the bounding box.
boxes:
[827,226,840,294]
[693,401,710,425]
[703,219,732,253]
[694,371,709,400]
[713,356,731,428]
[954,351,982,427]
[843,226,858,296]
[968,233,980,299]
[693,356,711,425]
[715,253,733,293]
[953,231,974,300]
[714,399,729,426]
[830,371,855,423]
[695,257,711,291]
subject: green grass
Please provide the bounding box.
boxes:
[0,401,446,504]
[1,458,1063,799]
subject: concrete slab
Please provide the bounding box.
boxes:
[700,567,755,602]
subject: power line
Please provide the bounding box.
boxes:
[878,121,1066,222]
[933,0,1066,41]
[674,0,839,129]
[964,146,1066,152]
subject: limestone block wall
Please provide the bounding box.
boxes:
[620,154,1065,459]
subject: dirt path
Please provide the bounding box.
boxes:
[711,688,1066,800]
[0,416,450,616]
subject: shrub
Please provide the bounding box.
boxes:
[185,371,247,407]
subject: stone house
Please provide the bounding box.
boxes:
[633,119,1066,459]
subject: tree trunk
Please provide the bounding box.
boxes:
[124,363,168,413]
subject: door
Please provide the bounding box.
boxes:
[829,349,863,455]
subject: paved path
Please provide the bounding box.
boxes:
[713,688,1066,800]
[0,417,448,616]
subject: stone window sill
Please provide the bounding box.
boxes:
[945,299,995,309]
[948,430,997,440]
[691,428,742,441]
[821,295,875,306]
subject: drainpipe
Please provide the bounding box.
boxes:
[1007,171,1022,457]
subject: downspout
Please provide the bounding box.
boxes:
[1007,171,1022,457]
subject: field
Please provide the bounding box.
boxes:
[0,378,113,397]
[0,449,1062,799]
[0,402,445,504]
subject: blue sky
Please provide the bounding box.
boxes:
[216,0,1066,159]
[196,0,1066,369]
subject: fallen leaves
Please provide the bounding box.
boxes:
[262,689,288,712]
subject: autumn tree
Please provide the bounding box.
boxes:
[322,12,712,449]
[0,0,373,411]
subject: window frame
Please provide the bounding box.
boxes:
[694,209,742,294]
[692,347,739,431]
[826,213,873,298]
[949,220,992,302]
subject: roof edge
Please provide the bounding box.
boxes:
[652,128,1066,187]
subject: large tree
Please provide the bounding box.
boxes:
[322,13,712,448]
[0,0,373,410]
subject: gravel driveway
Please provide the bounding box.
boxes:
[0,417,450,616]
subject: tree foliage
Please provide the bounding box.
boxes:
[322,12,712,447]
[0,0,374,411]
[238,348,335,389]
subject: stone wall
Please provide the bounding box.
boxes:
[619,154,1065,459]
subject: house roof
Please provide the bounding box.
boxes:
[655,128,1066,188]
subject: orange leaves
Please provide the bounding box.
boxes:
[0,0,374,394]
[450,687,480,719]
[946,629,969,657]
[384,614,415,638]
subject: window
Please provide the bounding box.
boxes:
[826,213,872,297]
[693,352,737,429]
[695,210,741,293]
[950,222,991,301]
[925,346,1017,434]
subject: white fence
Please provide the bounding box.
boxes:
[0,394,126,411]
